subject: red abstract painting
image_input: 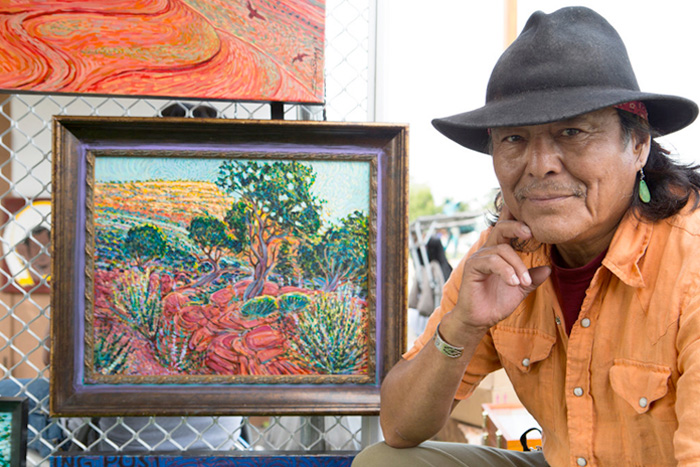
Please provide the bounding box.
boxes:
[0,0,325,103]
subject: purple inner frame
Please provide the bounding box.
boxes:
[73,141,387,388]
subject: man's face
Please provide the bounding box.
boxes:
[491,108,649,262]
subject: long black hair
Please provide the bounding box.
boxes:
[618,109,700,221]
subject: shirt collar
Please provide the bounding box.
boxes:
[525,211,652,289]
[601,212,652,288]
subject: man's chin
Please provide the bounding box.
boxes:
[529,227,575,246]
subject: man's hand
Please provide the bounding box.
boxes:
[451,205,551,332]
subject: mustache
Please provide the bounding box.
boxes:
[514,182,585,201]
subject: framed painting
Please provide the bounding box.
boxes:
[50,116,408,416]
[1,198,51,294]
[0,398,28,467]
[0,1,324,103]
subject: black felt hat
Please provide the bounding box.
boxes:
[432,6,698,154]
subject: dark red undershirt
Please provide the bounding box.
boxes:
[550,247,608,335]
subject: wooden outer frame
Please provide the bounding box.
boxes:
[0,397,28,467]
[50,116,408,416]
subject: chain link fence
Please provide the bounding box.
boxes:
[0,0,374,463]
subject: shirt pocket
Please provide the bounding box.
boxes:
[492,327,556,373]
[492,327,557,428]
[609,358,672,415]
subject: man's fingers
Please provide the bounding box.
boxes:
[470,244,533,287]
[487,220,532,247]
[527,266,552,289]
[490,201,535,247]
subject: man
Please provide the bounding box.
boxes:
[354,6,700,467]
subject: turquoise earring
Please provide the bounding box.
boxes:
[639,168,651,203]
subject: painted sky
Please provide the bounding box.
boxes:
[95,156,369,224]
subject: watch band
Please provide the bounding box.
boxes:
[434,323,464,358]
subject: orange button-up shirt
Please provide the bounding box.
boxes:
[404,207,700,466]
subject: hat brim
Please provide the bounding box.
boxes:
[432,88,699,154]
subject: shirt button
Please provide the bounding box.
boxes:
[555,317,561,325]
[577,457,587,466]
[581,318,591,328]
[573,387,584,397]
[639,397,648,408]
[522,358,530,368]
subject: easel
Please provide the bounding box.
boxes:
[271,102,285,120]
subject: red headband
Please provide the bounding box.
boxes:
[613,101,648,120]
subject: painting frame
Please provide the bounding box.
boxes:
[0,397,28,467]
[50,116,408,416]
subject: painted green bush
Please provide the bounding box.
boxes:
[277,292,311,313]
[240,295,278,318]
[124,223,167,270]
[94,331,132,375]
[113,268,163,341]
[287,292,366,374]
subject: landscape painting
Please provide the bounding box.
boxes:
[0,0,325,103]
[50,117,408,415]
[89,154,374,384]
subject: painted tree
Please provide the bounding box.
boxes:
[273,240,302,286]
[123,223,167,269]
[298,210,369,293]
[216,160,324,299]
[187,214,242,273]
